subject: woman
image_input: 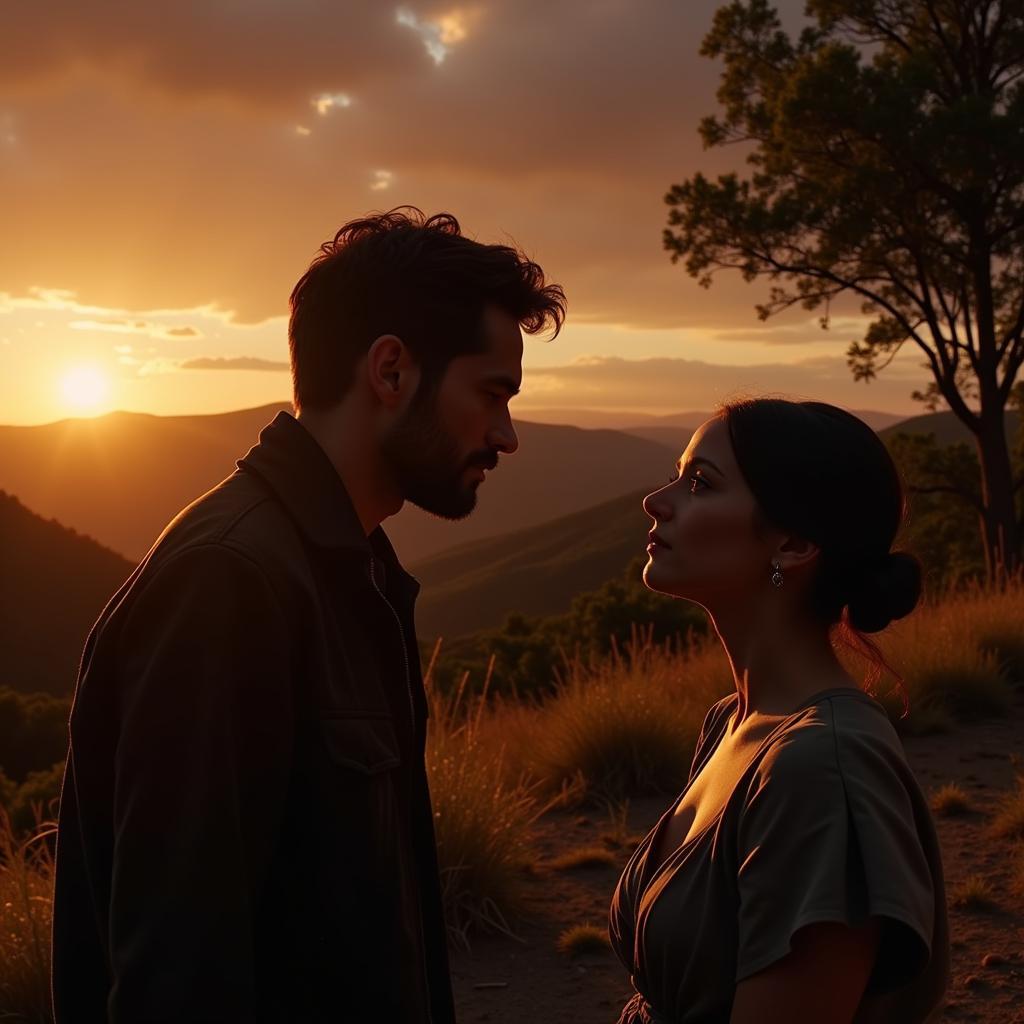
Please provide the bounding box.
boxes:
[609,398,950,1024]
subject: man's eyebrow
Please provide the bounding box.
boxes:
[484,374,521,396]
[676,455,724,476]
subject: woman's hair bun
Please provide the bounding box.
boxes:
[846,551,923,634]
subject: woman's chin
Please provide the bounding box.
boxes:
[642,560,682,598]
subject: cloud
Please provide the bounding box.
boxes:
[312,92,353,116]
[69,318,202,340]
[180,356,290,372]
[370,169,395,191]
[517,354,926,414]
[396,7,477,65]
[0,1,824,332]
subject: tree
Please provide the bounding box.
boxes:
[665,0,1024,576]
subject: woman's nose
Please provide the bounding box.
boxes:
[643,486,671,521]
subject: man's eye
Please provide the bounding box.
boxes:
[689,475,708,494]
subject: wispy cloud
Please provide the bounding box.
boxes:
[180,356,289,372]
[312,92,353,116]
[69,317,201,340]
[395,7,475,65]
[517,354,925,415]
[370,169,394,191]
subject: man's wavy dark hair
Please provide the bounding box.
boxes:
[288,207,566,411]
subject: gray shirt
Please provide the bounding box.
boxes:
[609,687,950,1023]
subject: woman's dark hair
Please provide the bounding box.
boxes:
[288,207,566,412]
[720,398,922,687]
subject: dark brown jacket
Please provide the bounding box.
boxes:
[52,411,456,1023]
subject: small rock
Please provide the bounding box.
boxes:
[963,974,986,989]
[981,953,1006,968]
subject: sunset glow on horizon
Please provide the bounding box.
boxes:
[0,1,931,428]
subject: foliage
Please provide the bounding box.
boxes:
[0,763,64,839]
[427,559,708,699]
[665,0,1024,575]
[0,688,69,784]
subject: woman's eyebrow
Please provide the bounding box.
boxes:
[676,455,724,476]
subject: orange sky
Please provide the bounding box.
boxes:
[0,1,930,426]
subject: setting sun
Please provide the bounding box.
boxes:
[59,365,111,413]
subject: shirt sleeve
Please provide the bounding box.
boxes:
[107,543,295,1022]
[734,702,936,993]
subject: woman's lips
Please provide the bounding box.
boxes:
[647,532,671,553]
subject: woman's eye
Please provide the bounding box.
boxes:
[689,475,708,494]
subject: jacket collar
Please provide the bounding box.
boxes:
[237,411,419,600]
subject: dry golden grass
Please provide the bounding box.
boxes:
[988,776,1024,841]
[930,782,975,817]
[0,806,55,1024]
[500,630,730,803]
[950,873,999,912]
[1010,845,1024,900]
[423,649,557,949]
[555,923,611,956]
[548,846,617,871]
[841,583,1020,734]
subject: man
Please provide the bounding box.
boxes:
[51,208,565,1022]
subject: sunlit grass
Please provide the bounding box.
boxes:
[547,846,617,871]
[423,648,553,949]
[988,776,1024,841]
[843,583,1020,734]
[0,806,55,1024]
[950,873,998,912]
[555,923,610,956]
[930,782,975,817]
[501,629,730,802]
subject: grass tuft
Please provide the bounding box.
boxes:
[556,923,611,957]
[930,782,974,817]
[988,776,1024,841]
[548,846,617,871]
[950,873,998,912]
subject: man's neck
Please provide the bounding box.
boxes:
[295,406,402,536]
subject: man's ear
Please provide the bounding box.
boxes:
[366,334,419,409]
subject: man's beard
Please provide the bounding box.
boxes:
[382,388,499,520]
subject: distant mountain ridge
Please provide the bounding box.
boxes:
[0,405,680,564]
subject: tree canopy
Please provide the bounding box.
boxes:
[666,0,1024,574]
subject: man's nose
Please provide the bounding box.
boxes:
[489,411,519,455]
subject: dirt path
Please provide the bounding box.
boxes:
[449,690,1024,1023]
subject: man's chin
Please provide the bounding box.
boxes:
[407,486,479,521]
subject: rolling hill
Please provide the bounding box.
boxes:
[411,489,651,640]
[0,491,134,696]
[0,406,679,565]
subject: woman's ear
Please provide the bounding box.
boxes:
[774,534,820,574]
[366,334,419,409]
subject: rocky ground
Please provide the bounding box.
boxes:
[449,689,1024,1023]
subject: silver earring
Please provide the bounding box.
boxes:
[771,562,784,588]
